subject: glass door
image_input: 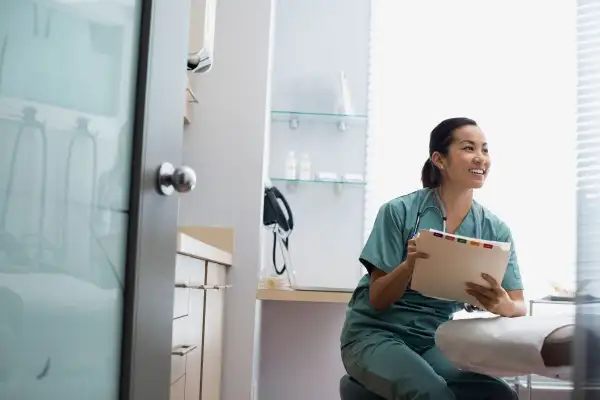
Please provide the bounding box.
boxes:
[0,0,190,399]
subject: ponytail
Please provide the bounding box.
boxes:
[421,159,441,188]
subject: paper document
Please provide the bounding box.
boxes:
[410,229,511,305]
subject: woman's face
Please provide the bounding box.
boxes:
[434,124,490,189]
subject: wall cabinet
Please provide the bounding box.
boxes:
[170,232,232,400]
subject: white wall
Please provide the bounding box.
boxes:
[258,0,369,399]
[259,301,348,400]
[179,0,275,399]
[263,0,371,290]
[366,0,578,299]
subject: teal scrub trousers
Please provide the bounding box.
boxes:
[341,335,518,400]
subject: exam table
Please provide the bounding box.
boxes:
[435,315,575,380]
[340,316,576,399]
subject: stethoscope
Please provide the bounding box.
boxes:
[410,188,483,312]
[410,188,482,239]
[410,188,447,238]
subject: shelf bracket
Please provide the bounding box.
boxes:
[337,119,347,132]
[334,182,344,196]
[187,87,199,104]
[285,180,299,192]
[289,117,300,130]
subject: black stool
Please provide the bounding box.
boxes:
[339,375,385,400]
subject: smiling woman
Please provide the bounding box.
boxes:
[339,117,525,400]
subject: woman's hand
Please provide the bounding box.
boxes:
[405,238,429,270]
[465,273,517,317]
[368,238,429,310]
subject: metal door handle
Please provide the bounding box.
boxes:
[157,162,196,195]
[171,344,197,356]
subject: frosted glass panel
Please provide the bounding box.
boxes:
[0,0,140,398]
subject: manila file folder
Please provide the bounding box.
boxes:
[410,229,511,305]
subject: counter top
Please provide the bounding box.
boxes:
[256,288,351,304]
[177,232,233,266]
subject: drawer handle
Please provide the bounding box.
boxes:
[175,283,232,290]
[175,283,204,289]
[205,284,232,290]
[171,344,197,356]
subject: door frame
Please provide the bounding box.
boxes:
[118,1,188,399]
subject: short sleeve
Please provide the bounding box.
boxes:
[359,201,406,274]
[496,224,524,291]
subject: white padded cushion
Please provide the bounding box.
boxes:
[546,324,575,343]
[435,315,574,379]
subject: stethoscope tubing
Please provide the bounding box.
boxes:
[409,188,484,312]
[411,189,447,237]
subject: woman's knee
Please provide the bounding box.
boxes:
[342,338,456,400]
[474,376,517,400]
[448,374,517,400]
[487,379,518,400]
[343,351,455,399]
[391,375,455,400]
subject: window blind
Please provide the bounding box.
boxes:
[576,0,600,286]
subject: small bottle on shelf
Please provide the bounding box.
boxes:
[299,153,312,180]
[285,151,297,180]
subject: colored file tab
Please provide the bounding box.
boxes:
[425,230,511,251]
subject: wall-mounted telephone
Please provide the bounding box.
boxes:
[263,185,294,275]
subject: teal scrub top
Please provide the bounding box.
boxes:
[340,188,524,354]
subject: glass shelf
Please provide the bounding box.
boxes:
[271,177,366,185]
[271,177,366,194]
[271,110,367,131]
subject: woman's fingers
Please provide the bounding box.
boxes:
[481,273,504,294]
[466,282,495,294]
[466,290,494,310]
[407,245,428,259]
[407,238,428,261]
[466,284,495,300]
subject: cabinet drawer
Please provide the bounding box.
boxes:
[201,262,227,400]
[171,316,194,383]
[184,286,205,400]
[172,287,189,319]
[169,374,186,400]
[173,254,204,319]
[173,255,192,319]
[205,261,227,286]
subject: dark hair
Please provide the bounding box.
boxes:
[421,117,478,188]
